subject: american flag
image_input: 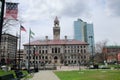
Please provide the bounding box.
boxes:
[5,2,19,19]
[20,25,26,32]
[35,52,39,56]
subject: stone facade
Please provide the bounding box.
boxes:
[0,33,18,65]
[24,17,90,68]
[53,16,60,40]
[24,39,89,66]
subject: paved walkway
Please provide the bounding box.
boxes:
[29,71,60,80]
[29,66,87,80]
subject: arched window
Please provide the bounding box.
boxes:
[84,49,86,53]
[58,48,60,53]
[81,49,83,53]
[52,48,54,53]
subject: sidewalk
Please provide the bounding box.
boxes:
[29,71,60,80]
[29,66,86,80]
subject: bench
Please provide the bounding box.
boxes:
[0,74,19,80]
[15,71,26,79]
[27,69,34,73]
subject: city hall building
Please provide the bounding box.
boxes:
[24,17,90,67]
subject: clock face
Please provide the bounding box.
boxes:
[54,29,60,35]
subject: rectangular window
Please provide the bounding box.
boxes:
[58,48,60,53]
[84,46,86,48]
[39,56,41,59]
[65,50,66,53]
[45,56,48,59]
[39,50,41,53]
[42,50,44,54]
[81,46,82,48]
[46,50,47,53]
[52,48,54,53]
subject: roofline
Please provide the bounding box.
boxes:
[24,43,88,46]
[104,46,120,48]
[2,33,18,38]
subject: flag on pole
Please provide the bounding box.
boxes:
[35,52,39,56]
[20,25,26,32]
[5,2,19,19]
[30,29,35,38]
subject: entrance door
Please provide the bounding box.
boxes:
[54,56,58,63]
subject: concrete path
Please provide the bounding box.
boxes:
[29,71,60,80]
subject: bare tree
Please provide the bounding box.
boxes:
[94,53,104,63]
[95,40,108,53]
[95,40,108,63]
[2,19,23,33]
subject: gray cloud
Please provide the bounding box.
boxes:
[106,0,120,16]
[60,0,90,17]
[18,0,91,21]
[7,0,120,46]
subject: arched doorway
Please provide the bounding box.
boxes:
[54,56,58,63]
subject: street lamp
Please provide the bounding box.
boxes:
[78,58,80,70]
[1,47,5,65]
[7,52,10,65]
[78,53,81,70]
[89,36,94,65]
[33,46,36,71]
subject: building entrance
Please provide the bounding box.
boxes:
[54,56,58,63]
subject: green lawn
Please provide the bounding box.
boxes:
[55,70,120,80]
[0,69,32,79]
[0,70,13,76]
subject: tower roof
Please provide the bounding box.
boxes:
[54,16,59,26]
[54,16,59,22]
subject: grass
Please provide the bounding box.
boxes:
[22,70,33,79]
[108,64,120,69]
[55,70,120,80]
[0,69,33,79]
[0,69,13,76]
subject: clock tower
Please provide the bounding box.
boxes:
[53,16,60,40]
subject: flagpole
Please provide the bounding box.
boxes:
[18,24,21,70]
[28,28,31,72]
[15,32,18,70]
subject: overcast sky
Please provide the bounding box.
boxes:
[6,0,120,46]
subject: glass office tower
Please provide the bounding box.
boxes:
[74,19,95,54]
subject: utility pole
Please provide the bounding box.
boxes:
[0,0,5,63]
[0,0,5,48]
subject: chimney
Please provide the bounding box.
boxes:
[45,36,48,41]
[65,36,67,40]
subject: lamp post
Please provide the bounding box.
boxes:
[116,52,119,69]
[33,46,36,71]
[7,52,10,65]
[89,36,94,65]
[14,38,17,70]
[78,53,81,70]
[1,47,5,65]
